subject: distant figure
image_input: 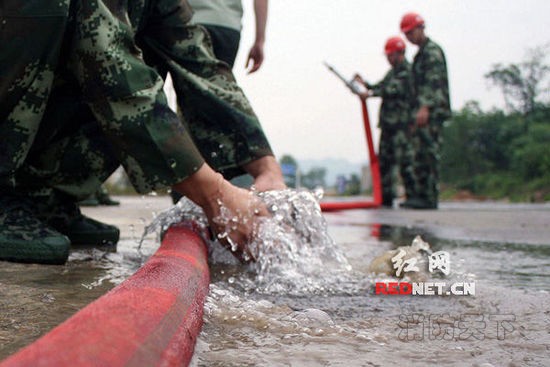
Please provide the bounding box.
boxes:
[79,185,120,207]
[188,0,268,72]
[353,36,418,208]
[399,12,451,210]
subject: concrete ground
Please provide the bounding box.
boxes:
[82,196,550,246]
[325,201,550,246]
[2,195,548,362]
[80,195,174,241]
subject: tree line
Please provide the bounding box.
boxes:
[441,45,550,202]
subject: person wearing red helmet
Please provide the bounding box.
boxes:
[399,12,451,210]
[353,36,419,208]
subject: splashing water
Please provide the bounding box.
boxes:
[141,188,358,295]
[247,189,354,294]
[140,197,209,249]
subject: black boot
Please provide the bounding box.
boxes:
[0,194,70,264]
[38,193,120,247]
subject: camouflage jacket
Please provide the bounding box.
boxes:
[0,0,273,193]
[412,38,451,123]
[130,0,273,180]
[367,60,415,129]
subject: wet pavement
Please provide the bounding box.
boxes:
[84,197,550,247]
[1,196,549,366]
[79,197,550,247]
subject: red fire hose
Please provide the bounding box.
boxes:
[0,224,210,367]
[320,97,382,211]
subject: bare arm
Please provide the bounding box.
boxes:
[245,0,268,73]
[243,155,286,191]
[173,164,268,257]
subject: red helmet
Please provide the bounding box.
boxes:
[384,36,406,55]
[400,12,424,33]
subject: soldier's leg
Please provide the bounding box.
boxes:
[0,1,72,264]
[379,129,397,207]
[0,1,70,185]
[200,24,241,68]
[14,76,121,247]
[95,185,120,206]
[137,3,274,179]
[67,0,205,195]
[413,124,441,208]
[395,128,418,200]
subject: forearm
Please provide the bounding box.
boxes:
[243,155,279,178]
[71,0,206,194]
[172,163,221,208]
[173,162,270,260]
[243,155,286,191]
[253,0,268,46]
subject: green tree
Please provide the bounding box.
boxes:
[485,45,550,115]
[345,174,361,195]
[301,167,327,189]
[442,103,550,200]
[280,154,298,187]
[441,102,521,184]
[441,45,550,201]
[510,122,550,180]
[280,154,298,167]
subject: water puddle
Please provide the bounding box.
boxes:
[2,193,549,366]
[186,192,550,366]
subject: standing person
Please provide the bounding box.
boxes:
[353,37,418,208]
[168,0,271,203]
[188,0,268,72]
[0,0,282,265]
[93,0,270,207]
[399,12,451,209]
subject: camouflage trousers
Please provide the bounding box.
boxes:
[0,0,272,201]
[412,123,443,205]
[379,125,418,205]
[0,1,70,188]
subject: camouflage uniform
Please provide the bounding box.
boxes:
[0,1,70,189]
[411,38,451,207]
[0,0,275,263]
[367,60,418,206]
[1,0,274,200]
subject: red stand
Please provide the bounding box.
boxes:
[321,98,382,211]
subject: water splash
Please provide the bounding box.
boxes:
[246,189,355,294]
[139,197,209,250]
[141,188,359,295]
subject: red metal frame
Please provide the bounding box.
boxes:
[320,97,382,211]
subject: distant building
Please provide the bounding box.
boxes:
[336,175,347,195]
[281,163,298,188]
[361,164,372,192]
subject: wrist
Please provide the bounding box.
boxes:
[243,156,277,177]
[253,38,265,48]
[173,164,224,208]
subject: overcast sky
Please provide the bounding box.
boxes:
[221,1,550,164]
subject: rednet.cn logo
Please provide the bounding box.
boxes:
[375,281,475,296]
[375,245,476,296]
